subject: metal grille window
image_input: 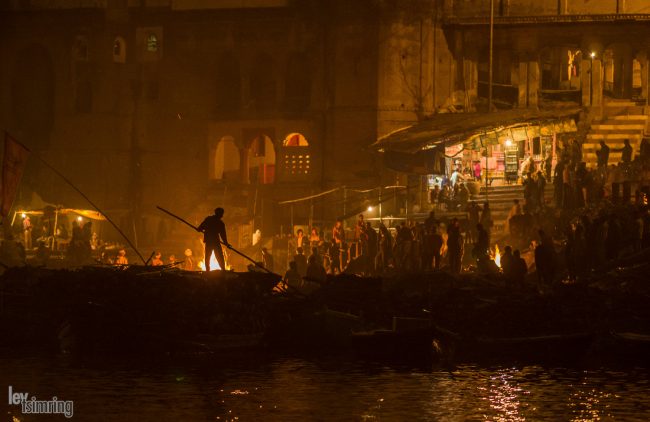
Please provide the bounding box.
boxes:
[281,133,311,179]
[283,150,310,175]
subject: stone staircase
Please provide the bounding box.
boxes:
[582,101,648,168]
[470,183,554,234]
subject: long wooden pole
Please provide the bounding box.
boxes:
[488,0,494,113]
[20,138,147,265]
[156,206,277,275]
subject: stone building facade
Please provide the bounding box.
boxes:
[0,0,648,247]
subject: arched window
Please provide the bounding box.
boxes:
[283,133,309,147]
[216,52,241,112]
[281,133,310,178]
[146,33,158,52]
[113,36,126,63]
[249,52,276,110]
[74,36,88,61]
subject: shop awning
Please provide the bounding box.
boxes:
[372,107,581,154]
[15,208,107,220]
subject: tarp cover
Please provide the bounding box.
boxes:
[16,208,106,220]
[372,108,581,154]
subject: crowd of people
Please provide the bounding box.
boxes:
[279,208,494,290]
[278,138,650,289]
[488,137,650,287]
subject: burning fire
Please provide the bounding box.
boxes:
[493,244,501,268]
[198,251,221,271]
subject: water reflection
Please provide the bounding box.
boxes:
[1,353,650,421]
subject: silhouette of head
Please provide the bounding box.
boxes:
[297,247,303,254]
[214,207,224,218]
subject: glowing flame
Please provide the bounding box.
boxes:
[198,251,221,271]
[494,244,501,268]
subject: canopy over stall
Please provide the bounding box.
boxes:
[371,108,581,174]
[14,208,107,223]
[13,206,109,251]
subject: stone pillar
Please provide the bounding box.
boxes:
[613,46,633,98]
[239,147,250,184]
[592,57,604,108]
[527,58,539,108]
[639,52,649,104]
[581,58,592,106]
[518,59,528,108]
[622,49,634,98]
[463,53,478,110]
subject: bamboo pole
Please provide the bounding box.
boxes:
[25,143,147,265]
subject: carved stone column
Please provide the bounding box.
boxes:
[581,58,592,106]
[637,51,649,105]
[518,55,528,108]
[239,147,250,184]
[527,58,539,109]
[592,56,604,107]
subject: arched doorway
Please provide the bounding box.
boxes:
[249,133,276,184]
[540,46,581,91]
[211,136,240,181]
[11,44,55,148]
[633,56,643,98]
[603,43,634,99]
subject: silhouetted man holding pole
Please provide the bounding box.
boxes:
[198,207,230,271]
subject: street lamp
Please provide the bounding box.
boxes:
[590,52,596,105]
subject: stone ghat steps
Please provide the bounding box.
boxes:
[583,111,647,168]
[588,130,645,137]
[592,120,646,128]
[470,185,555,230]
[603,101,645,113]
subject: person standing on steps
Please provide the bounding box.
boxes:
[596,140,610,169]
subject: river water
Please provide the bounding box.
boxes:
[3,351,650,421]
